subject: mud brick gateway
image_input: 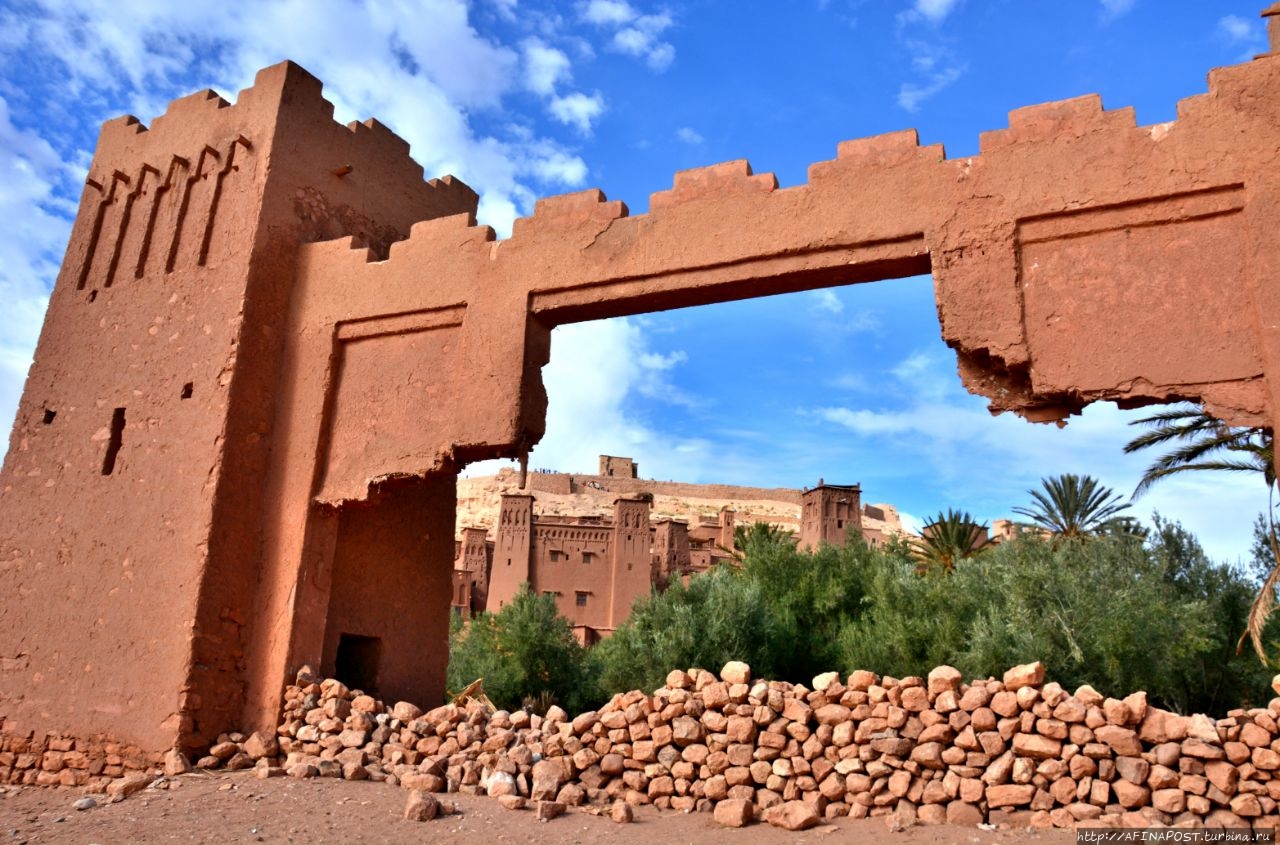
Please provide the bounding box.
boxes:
[2,7,1279,761]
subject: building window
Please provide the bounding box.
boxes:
[575,592,588,607]
[550,550,561,562]
[837,519,843,529]
[582,552,594,564]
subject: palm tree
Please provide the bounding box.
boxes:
[1123,405,1274,496]
[726,521,794,562]
[912,509,989,573]
[1124,404,1278,661]
[1012,473,1131,539]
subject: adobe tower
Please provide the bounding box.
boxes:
[0,63,487,755]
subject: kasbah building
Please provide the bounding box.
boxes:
[450,454,1018,643]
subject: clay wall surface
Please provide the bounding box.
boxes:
[238,66,478,736]
[609,499,654,629]
[293,47,1280,432]
[0,61,477,753]
[528,518,615,628]
[0,80,280,757]
[319,476,454,707]
[452,526,492,616]
[526,472,573,495]
[564,473,804,506]
[487,495,534,612]
[652,520,693,586]
[598,455,638,478]
[481,496,654,631]
[800,485,863,550]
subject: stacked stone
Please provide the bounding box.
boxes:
[21,660,1280,831]
[0,724,163,790]
[181,661,1272,830]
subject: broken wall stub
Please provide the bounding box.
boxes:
[2,15,1280,758]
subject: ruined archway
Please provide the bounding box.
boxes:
[2,18,1278,757]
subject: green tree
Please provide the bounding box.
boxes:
[1012,473,1130,539]
[445,585,587,712]
[912,509,989,572]
[729,521,795,560]
[591,565,777,694]
[1146,515,1271,712]
[1124,404,1279,661]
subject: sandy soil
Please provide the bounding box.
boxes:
[0,773,1075,845]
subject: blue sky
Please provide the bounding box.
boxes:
[0,0,1273,562]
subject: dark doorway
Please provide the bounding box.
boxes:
[334,633,381,695]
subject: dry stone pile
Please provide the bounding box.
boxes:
[174,661,1280,830]
[10,660,1280,832]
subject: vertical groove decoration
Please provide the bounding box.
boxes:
[165,147,218,273]
[141,156,189,279]
[198,135,252,267]
[115,163,161,283]
[74,176,115,291]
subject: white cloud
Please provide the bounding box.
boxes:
[522,38,572,96]
[898,510,925,535]
[1217,14,1266,61]
[912,0,960,24]
[525,319,711,478]
[549,91,605,133]
[894,20,964,112]
[808,349,1263,563]
[581,0,676,72]
[525,146,589,186]
[675,126,703,145]
[1219,14,1254,42]
[810,289,844,314]
[0,94,74,437]
[898,64,963,112]
[1099,0,1136,21]
[489,0,518,20]
[645,42,675,72]
[582,0,636,26]
[828,372,868,392]
[638,350,687,371]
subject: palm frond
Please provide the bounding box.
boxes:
[1126,405,1273,498]
[1133,458,1272,498]
[1239,514,1280,665]
[1014,473,1129,539]
[912,509,989,573]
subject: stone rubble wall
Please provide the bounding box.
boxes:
[9,660,1280,832]
[219,662,1280,830]
[0,724,163,790]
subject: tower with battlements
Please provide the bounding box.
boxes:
[0,63,478,754]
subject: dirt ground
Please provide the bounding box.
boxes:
[0,772,1077,845]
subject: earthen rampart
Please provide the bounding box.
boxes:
[515,467,803,506]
